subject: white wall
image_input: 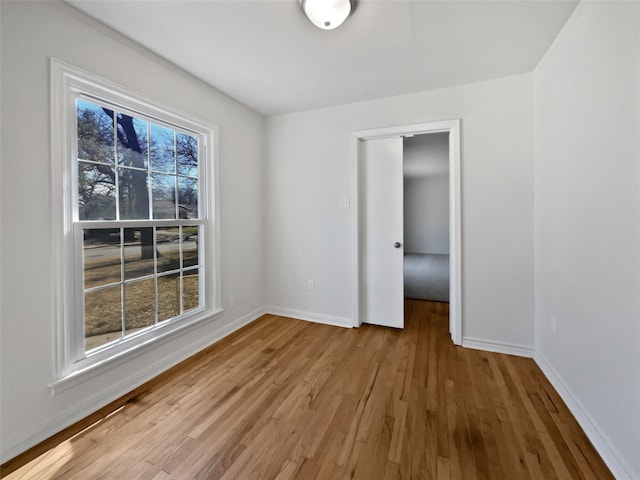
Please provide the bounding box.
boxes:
[404,133,450,255]
[0,1,265,461]
[266,74,535,348]
[404,176,449,255]
[533,2,640,478]
[403,132,449,178]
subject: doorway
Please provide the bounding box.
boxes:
[403,132,450,304]
[352,120,462,345]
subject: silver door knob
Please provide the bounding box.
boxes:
[394,242,402,248]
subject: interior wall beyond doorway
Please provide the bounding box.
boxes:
[403,133,450,255]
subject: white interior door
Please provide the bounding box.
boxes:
[363,137,404,328]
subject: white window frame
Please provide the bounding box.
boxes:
[50,59,221,393]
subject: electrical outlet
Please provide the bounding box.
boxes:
[550,315,557,335]
[338,198,350,209]
[229,296,236,309]
[307,280,315,291]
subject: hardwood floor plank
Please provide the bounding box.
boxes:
[2,300,614,480]
[436,455,450,480]
[387,398,407,464]
[274,460,298,480]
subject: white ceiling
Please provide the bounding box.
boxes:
[68,0,578,117]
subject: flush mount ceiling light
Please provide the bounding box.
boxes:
[299,0,352,30]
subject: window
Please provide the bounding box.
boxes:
[51,60,220,386]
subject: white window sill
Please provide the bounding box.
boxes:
[49,307,223,396]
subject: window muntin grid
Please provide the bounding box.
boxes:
[75,97,204,354]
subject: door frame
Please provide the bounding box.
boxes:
[351,119,462,345]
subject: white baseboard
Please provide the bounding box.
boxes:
[264,306,353,328]
[0,307,265,464]
[534,351,638,480]
[462,337,535,358]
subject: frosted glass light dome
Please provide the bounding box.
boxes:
[300,0,352,30]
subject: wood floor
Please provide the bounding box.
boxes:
[3,300,612,480]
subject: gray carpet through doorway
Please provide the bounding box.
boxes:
[404,253,450,303]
